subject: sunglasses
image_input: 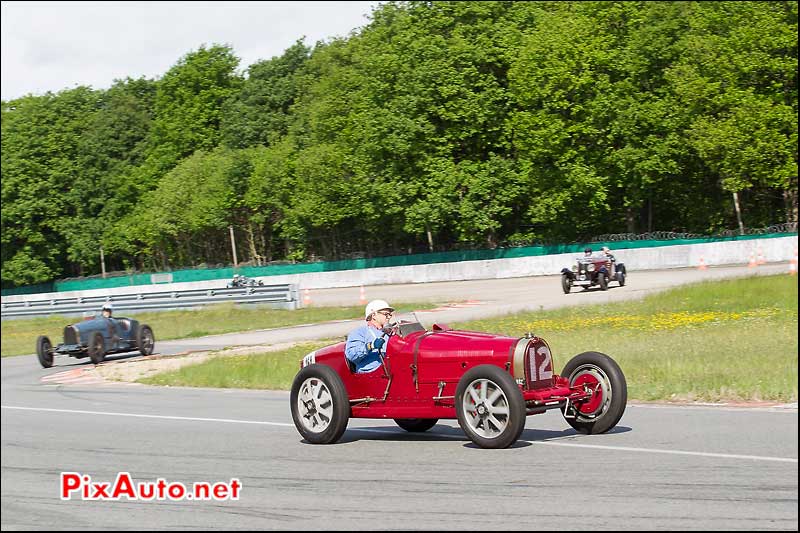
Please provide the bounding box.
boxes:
[378,311,393,317]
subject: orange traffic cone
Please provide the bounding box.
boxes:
[756,247,766,265]
[359,285,367,305]
[748,253,757,268]
[698,256,708,270]
[303,288,312,306]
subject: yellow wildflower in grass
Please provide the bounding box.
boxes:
[513,308,790,334]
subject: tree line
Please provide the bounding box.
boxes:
[2,1,797,287]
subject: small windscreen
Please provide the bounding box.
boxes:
[397,321,426,336]
[389,312,427,337]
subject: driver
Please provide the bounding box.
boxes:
[584,247,593,257]
[101,303,120,344]
[601,246,616,277]
[345,299,394,373]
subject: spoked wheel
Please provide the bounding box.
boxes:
[137,325,155,355]
[88,332,105,364]
[598,272,609,290]
[394,418,438,433]
[290,364,349,444]
[455,365,525,449]
[561,351,627,434]
[617,272,626,287]
[36,335,54,368]
[561,274,572,294]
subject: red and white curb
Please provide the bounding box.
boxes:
[40,366,137,387]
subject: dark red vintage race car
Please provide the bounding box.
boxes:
[560,254,626,293]
[290,320,626,449]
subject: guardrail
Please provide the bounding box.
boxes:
[0,284,300,319]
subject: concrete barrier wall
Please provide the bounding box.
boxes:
[2,235,796,304]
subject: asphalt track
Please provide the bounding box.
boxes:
[2,264,797,530]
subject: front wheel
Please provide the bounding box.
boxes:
[137,325,155,355]
[455,365,526,449]
[88,332,105,364]
[598,272,609,291]
[290,364,350,444]
[561,352,627,434]
[561,274,572,294]
[36,335,53,368]
[617,271,626,287]
[394,418,438,433]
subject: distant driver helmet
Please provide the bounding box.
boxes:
[101,303,113,315]
[365,299,394,320]
[584,247,592,255]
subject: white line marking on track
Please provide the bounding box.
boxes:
[1,405,293,427]
[351,426,799,463]
[3,405,796,464]
[529,441,798,463]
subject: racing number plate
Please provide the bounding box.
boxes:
[527,342,554,389]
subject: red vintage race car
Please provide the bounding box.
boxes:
[290,320,626,449]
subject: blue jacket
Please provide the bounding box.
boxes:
[345,324,386,373]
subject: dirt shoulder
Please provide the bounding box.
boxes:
[94,342,300,384]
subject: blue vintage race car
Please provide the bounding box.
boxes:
[36,314,155,368]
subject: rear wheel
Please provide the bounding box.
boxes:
[455,365,526,449]
[290,364,350,444]
[561,352,627,434]
[88,332,105,364]
[137,325,155,355]
[394,418,438,433]
[561,274,572,294]
[36,336,53,368]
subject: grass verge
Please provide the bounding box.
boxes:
[136,274,797,403]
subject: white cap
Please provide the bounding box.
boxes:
[102,303,113,311]
[601,246,610,253]
[365,299,394,319]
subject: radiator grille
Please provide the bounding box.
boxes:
[63,325,78,345]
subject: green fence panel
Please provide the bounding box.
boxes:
[0,281,56,296]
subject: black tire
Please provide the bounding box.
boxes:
[394,418,438,433]
[88,332,105,364]
[561,274,572,294]
[290,364,350,444]
[617,271,626,287]
[137,325,155,356]
[36,335,53,369]
[455,364,526,449]
[561,351,627,435]
[598,272,609,291]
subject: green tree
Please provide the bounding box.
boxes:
[221,40,311,149]
[1,87,101,285]
[676,1,798,229]
[146,44,243,172]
